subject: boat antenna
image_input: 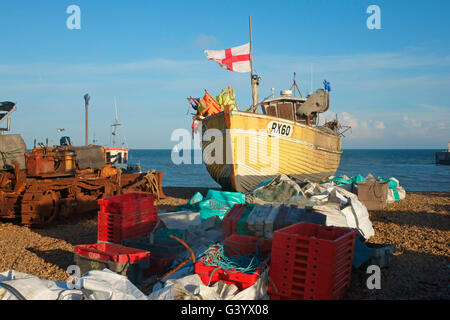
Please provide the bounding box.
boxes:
[290,72,302,97]
[111,96,121,147]
[249,16,260,112]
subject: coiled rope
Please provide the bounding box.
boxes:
[197,242,265,286]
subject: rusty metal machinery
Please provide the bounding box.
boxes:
[0,140,165,227]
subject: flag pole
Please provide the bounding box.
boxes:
[249,16,258,111]
[249,16,254,78]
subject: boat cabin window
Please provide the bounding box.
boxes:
[261,99,315,125]
[278,102,294,121]
[266,104,277,117]
[106,152,111,164]
[117,152,122,164]
[123,152,127,164]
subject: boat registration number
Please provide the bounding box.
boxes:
[267,121,293,137]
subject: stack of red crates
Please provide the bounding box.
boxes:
[268,222,358,300]
[97,193,157,244]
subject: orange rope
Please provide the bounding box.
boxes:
[141,234,196,290]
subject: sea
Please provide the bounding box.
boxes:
[128,149,450,192]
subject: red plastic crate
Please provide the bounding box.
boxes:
[268,279,349,300]
[272,222,356,251]
[222,234,272,258]
[222,268,262,290]
[194,260,222,287]
[98,193,156,215]
[97,222,156,244]
[97,203,158,244]
[98,218,156,232]
[97,231,154,244]
[74,243,150,263]
[222,204,247,239]
[144,252,177,277]
[194,236,268,291]
[97,224,157,238]
[98,208,157,228]
[268,222,358,300]
[97,225,154,241]
[194,259,263,291]
[98,221,153,233]
[268,259,353,298]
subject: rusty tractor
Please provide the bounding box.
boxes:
[0,135,164,227]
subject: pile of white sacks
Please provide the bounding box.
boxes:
[300,179,375,240]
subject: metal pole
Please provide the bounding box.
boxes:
[84,94,90,146]
[85,103,88,145]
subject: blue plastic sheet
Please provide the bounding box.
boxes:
[176,192,204,211]
[199,190,246,221]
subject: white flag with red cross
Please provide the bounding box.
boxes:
[204,43,251,73]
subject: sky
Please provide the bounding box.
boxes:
[1,0,449,149]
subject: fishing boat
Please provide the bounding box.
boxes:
[105,98,143,173]
[200,87,343,193]
[189,17,346,193]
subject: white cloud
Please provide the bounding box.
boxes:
[437,121,447,130]
[417,103,449,112]
[338,113,389,143]
[341,112,359,129]
[194,33,220,49]
[403,115,422,128]
[374,121,386,129]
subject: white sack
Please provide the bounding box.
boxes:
[340,198,375,239]
[0,270,82,300]
[150,272,268,300]
[0,269,149,300]
[157,210,202,230]
[80,269,148,300]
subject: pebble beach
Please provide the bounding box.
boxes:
[0,188,448,299]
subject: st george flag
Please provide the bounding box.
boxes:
[204,43,251,73]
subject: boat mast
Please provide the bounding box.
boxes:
[249,16,259,111]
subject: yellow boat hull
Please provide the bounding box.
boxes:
[201,109,342,193]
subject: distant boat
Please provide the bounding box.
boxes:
[436,142,450,165]
[104,98,142,173]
